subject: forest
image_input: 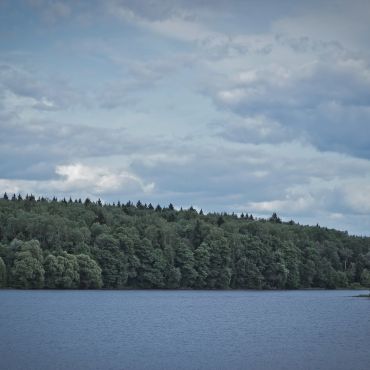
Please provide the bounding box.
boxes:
[0,193,369,290]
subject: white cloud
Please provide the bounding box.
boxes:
[217,88,247,105]
[248,196,314,214]
[53,163,154,193]
[0,163,154,198]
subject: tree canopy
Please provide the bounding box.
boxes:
[0,194,369,289]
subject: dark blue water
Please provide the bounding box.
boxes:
[0,290,369,370]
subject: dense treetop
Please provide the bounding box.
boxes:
[0,193,369,290]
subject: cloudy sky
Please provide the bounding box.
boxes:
[1,0,370,234]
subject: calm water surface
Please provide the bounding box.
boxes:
[0,290,369,370]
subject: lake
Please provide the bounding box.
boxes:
[0,290,369,370]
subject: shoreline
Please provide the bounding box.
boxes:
[1,287,369,293]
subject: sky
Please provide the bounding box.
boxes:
[1,0,370,235]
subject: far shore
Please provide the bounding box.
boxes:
[1,287,369,294]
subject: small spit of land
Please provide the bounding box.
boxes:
[0,194,369,290]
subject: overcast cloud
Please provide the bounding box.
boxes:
[1,0,370,234]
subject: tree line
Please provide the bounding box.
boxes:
[0,193,370,290]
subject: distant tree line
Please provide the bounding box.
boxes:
[0,193,370,290]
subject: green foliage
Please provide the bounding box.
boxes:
[11,240,45,288]
[44,252,79,288]
[360,269,370,287]
[0,195,370,289]
[175,241,197,287]
[193,242,210,288]
[93,233,127,288]
[0,256,6,287]
[76,254,103,289]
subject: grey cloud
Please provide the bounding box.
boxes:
[98,83,140,109]
[97,54,195,109]
[25,0,91,24]
[2,0,370,235]
[209,58,370,159]
[126,137,370,235]
[105,0,313,31]
[0,63,83,111]
[2,111,370,234]
[302,103,370,158]
[197,35,274,61]
[42,1,71,23]
[132,138,362,201]
[0,117,155,180]
[214,115,296,145]
[213,59,370,111]
[107,0,184,21]
[128,54,195,81]
[274,33,347,57]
